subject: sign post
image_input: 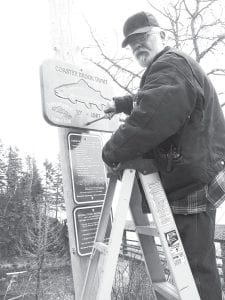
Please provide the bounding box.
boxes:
[42,2,118,298]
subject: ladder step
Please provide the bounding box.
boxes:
[94,242,108,254]
[153,281,179,300]
[136,225,159,237]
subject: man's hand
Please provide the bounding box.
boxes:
[104,102,116,114]
[105,163,123,180]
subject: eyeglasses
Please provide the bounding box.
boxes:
[127,30,159,47]
[127,32,148,47]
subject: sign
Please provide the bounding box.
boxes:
[74,205,111,256]
[68,133,107,204]
[40,59,119,132]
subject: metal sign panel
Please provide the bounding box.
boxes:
[74,205,111,256]
[68,133,107,204]
[40,59,119,132]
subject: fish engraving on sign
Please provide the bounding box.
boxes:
[54,79,110,112]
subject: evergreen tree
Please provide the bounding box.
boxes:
[0,146,23,257]
[16,156,44,254]
[5,146,22,196]
[21,159,66,299]
[51,159,64,219]
[0,140,7,194]
[0,140,7,258]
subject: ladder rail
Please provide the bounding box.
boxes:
[81,169,136,300]
[96,169,136,300]
[81,176,117,300]
[129,178,166,283]
[129,178,166,300]
[139,171,201,300]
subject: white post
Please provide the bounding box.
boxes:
[48,1,90,298]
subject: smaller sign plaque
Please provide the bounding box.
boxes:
[68,133,107,204]
[74,205,111,256]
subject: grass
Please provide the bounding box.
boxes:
[0,259,74,300]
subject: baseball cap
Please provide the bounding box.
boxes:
[122,12,160,48]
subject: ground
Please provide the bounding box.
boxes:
[0,257,74,300]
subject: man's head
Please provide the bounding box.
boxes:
[122,12,165,68]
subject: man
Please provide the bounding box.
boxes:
[102,11,225,300]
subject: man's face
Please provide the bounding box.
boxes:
[127,28,164,68]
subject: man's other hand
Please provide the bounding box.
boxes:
[105,163,123,180]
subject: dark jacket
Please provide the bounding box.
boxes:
[102,46,225,203]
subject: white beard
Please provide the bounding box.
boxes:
[135,51,151,68]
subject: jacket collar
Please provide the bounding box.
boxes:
[140,46,171,86]
[151,46,171,65]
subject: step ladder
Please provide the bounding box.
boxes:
[81,158,201,300]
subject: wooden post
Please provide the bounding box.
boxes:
[122,229,128,256]
[48,1,89,298]
[221,241,225,286]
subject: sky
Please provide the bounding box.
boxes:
[0,1,55,161]
[1,0,225,223]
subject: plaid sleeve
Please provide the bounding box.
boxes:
[207,168,225,208]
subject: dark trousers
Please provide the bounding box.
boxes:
[173,210,222,300]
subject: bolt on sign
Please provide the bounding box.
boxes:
[40,59,119,132]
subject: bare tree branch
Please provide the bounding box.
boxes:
[146,0,169,19]
[197,0,218,15]
[183,0,195,17]
[196,20,223,37]
[80,0,225,99]
[207,68,225,76]
[83,14,141,78]
[199,33,225,59]
[87,58,135,95]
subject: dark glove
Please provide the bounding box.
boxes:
[102,150,118,168]
[105,163,123,180]
[104,96,127,114]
